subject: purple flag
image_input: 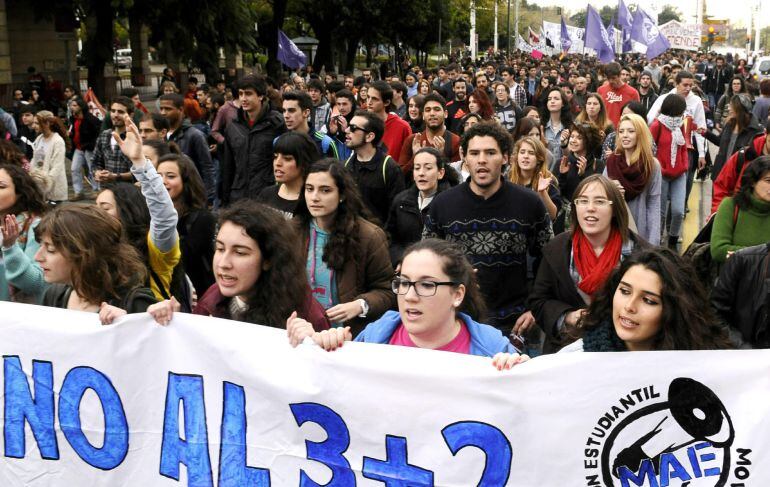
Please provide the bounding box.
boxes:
[606,14,616,50]
[630,9,670,60]
[618,0,633,52]
[277,30,307,69]
[585,5,615,63]
[560,16,572,53]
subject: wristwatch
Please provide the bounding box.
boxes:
[357,298,369,318]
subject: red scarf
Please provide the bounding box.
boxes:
[606,152,648,201]
[572,227,623,296]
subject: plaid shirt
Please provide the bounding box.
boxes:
[510,83,527,110]
[92,129,132,174]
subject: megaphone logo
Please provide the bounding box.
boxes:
[600,378,735,487]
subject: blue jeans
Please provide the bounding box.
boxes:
[660,173,686,238]
[71,149,96,194]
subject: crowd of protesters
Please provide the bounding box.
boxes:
[1,48,769,365]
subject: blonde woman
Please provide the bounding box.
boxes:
[604,113,661,245]
[508,136,562,220]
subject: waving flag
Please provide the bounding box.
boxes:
[560,17,573,54]
[630,8,670,60]
[277,29,307,68]
[585,5,615,63]
[528,26,540,46]
[618,0,633,53]
[606,14,616,51]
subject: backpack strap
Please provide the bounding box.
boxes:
[149,267,171,301]
[344,153,354,168]
[382,155,393,184]
[443,131,455,160]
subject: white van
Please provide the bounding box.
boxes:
[750,56,770,82]
[116,49,132,69]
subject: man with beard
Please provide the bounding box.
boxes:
[398,92,461,178]
[446,78,470,133]
[637,71,659,114]
[92,96,135,187]
[342,110,404,225]
[423,122,552,337]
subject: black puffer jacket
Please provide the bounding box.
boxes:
[385,180,451,266]
[711,116,763,181]
[710,243,770,348]
[221,105,285,204]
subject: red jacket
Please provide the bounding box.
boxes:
[382,113,412,162]
[649,120,689,179]
[195,284,330,331]
[398,128,461,175]
[711,133,765,214]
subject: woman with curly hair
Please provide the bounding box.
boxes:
[35,204,156,323]
[294,159,395,335]
[559,248,729,352]
[147,200,330,331]
[0,164,48,303]
[0,140,30,171]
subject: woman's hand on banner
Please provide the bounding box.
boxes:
[287,311,316,347]
[147,297,180,326]
[491,352,530,370]
[99,303,127,326]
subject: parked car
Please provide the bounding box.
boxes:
[750,56,770,82]
[116,49,132,69]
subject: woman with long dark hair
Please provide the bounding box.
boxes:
[541,87,573,168]
[403,94,425,134]
[0,164,48,303]
[147,201,330,331]
[386,147,458,265]
[711,156,770,263]
[157,153,216,295]
[294,159,395,335]
[559,248,729,352]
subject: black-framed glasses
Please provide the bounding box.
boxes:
[347,124,370,133]
[391,277,458,297]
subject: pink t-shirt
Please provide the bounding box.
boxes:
[388,321,471,354]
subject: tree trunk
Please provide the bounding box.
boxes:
[85,1,115,99]
[344,38,359,74]
[311,22,334,73]
[260,0,287,80]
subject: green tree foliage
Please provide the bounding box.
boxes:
[658,5,682,24]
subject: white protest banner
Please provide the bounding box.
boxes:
[1,301,769,486]
[543,20,586,55]
[659,20,701,51]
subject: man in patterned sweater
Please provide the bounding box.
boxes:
[423,122,553,337]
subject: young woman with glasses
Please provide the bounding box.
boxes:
[287,239,526,369]
[528,175,649,353]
